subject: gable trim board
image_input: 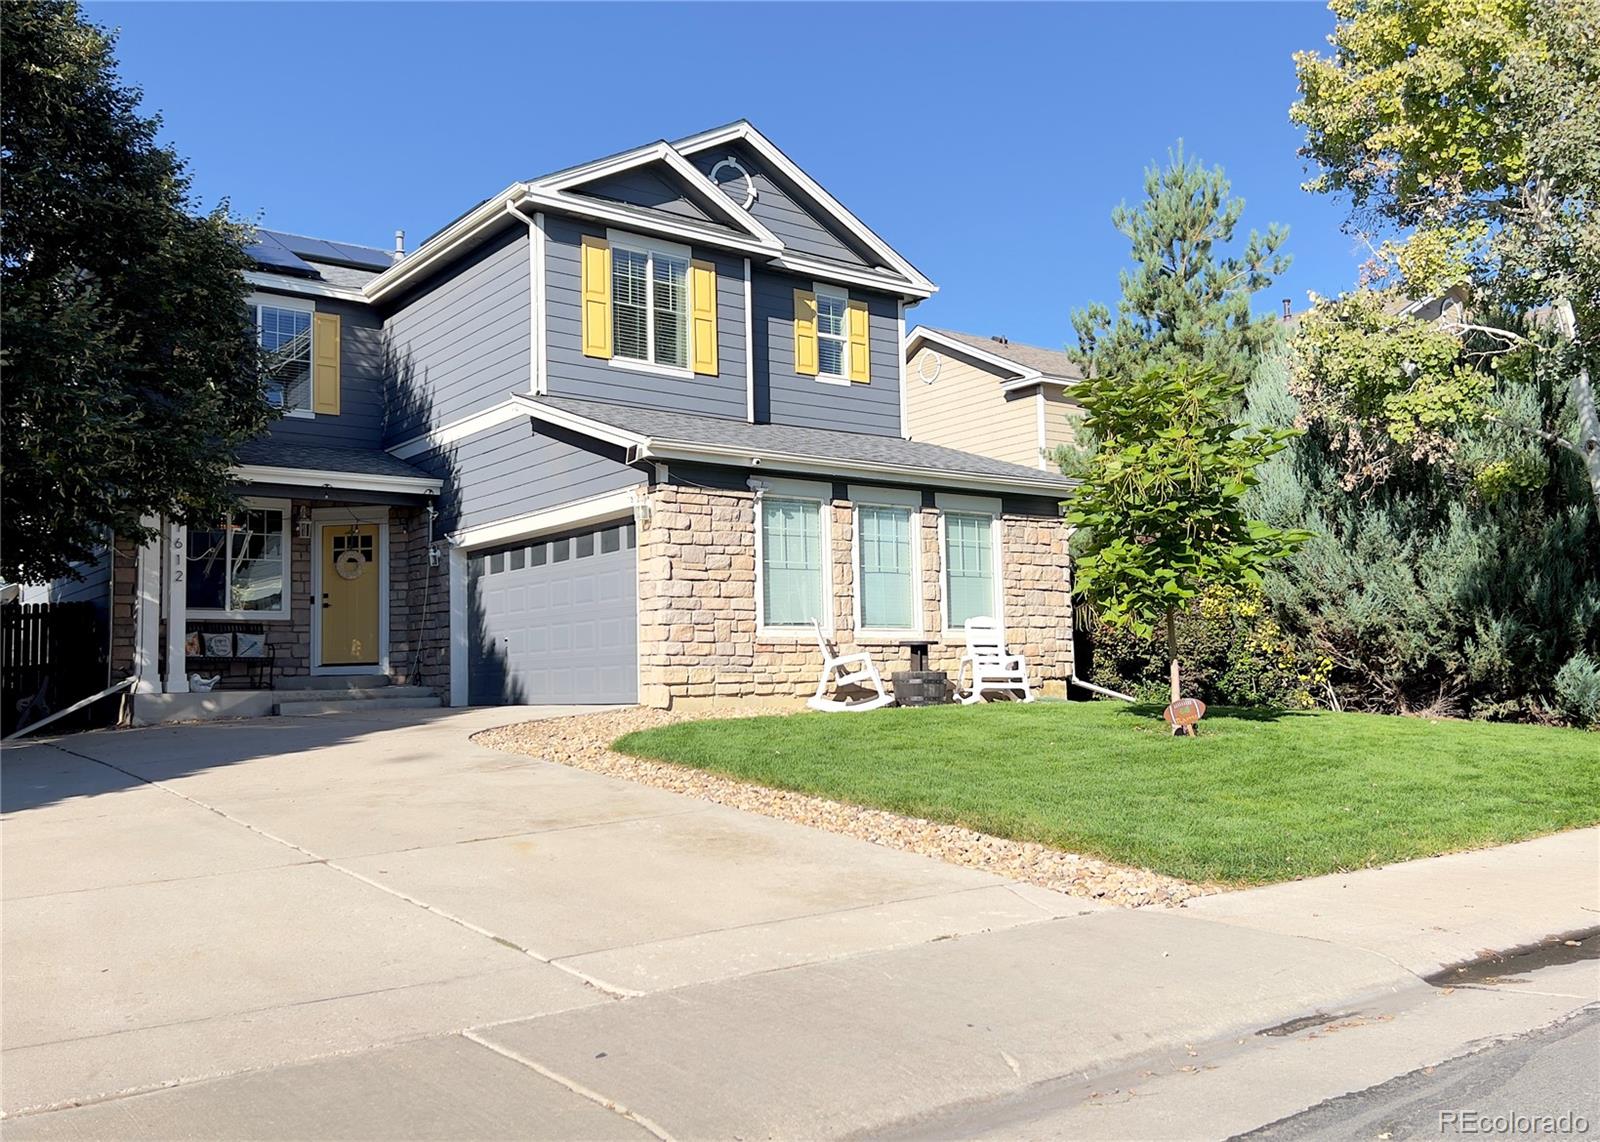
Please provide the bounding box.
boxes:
[507,394,1072,498]
[905,326,1042,384]
[536,139,782,250]
[674,121,938,296]
[246,270,368,304]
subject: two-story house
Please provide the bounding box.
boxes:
[902,327,1084,470]
[90,122,1075,722]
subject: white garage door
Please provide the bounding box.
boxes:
[468,520,637,705]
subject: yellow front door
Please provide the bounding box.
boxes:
[320,524,380,666]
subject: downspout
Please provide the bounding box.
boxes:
[506,199,541,396]
[1070,674,1134,702]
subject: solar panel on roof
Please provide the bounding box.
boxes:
[243,229,317,276]
[273,231,393,271]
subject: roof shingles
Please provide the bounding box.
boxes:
[529,396,1071,489]
[919,327,1084,381]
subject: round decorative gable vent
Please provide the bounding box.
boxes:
[917,350,943,384]
[709,156,756,210]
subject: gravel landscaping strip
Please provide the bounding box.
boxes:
[472,707,1217,908]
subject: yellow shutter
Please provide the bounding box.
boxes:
[312,312,341,414]
[690,259,718,376]
[793,289,818,376]
[580,234,612,359]
[846,299,870,383]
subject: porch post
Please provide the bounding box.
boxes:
[163,521,189,693]
[448,545,468,707]
[132,517,162,694]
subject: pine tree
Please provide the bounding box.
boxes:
[1070,142,1291,390]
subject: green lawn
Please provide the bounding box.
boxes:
[614,702,1600,885]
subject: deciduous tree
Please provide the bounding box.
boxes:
[1065,362,1309,710]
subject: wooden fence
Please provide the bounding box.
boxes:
[1,602,110,736]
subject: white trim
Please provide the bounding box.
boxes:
[813,282,851,386]
[509,394,650,450]
[710,156,756,209]
[850,495,925,640]
[897,301,909,439]
[1036,390,1048,470]
[522,187,778,257]
[537,140,782,249]
[608,356,694,382]
[936,505,1005,636]
[233,465,442,496]
[750,480,834,640]
[747,475,831,499]
[449,487,642,551]
[775,254,934,300]
[162,521,189,694]
[512,397,1074,498]
[185,498,294,623]
[249,292,317,418]
[133,517,161,694]
[1001,376,1074,394]
[507,201,539,395]
[744,257,755,423]
[845,483,921,508]
[387,400,525,460]
[245,271,368,304]
[904,325,1042,384]
[673,121,938,294]
[310,515,390,676]
[607,230,695,375]
[363,184,527,303]
[448,546,468,706]
[934,491,1002,515]
[533,211,549,395]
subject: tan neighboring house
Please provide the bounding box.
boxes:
[902,327,1083,471]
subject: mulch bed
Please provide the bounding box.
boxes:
[472,707,1218,908]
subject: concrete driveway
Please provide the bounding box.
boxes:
[2,707,1096,1133]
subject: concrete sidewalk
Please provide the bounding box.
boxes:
[4,710,1595,1139]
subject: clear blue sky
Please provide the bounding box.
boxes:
[85,1,1359,350]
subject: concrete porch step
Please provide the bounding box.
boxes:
[271,685,434,704]
[273,695,442,717]
[272,675,392,691]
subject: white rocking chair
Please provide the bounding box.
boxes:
[956,617,1035,705]
[806,619,894,712]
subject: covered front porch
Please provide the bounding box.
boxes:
[125,447,449,724]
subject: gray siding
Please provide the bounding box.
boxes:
[751,267,901,437]
[262,297,387,450]
[417,417,643,535]
[577,168,713,224]
[543,215,748,420]
[382,225,531,444]
[21,548,112,615]
[692,142,875,269]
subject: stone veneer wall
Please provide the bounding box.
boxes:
[106,503,448,694]
[636,484,1073,709]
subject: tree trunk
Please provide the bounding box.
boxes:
[1165,608,1181,704]
[1555,300,1600,524]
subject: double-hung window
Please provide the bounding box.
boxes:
[611,237,690,372]
[855,494,919,633]
[186,502,289,619]
[250,295,314,415]
[814,286,848,381]
[943,510,998,628]
[759,495,825,630]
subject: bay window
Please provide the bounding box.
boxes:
[186,503,289,619]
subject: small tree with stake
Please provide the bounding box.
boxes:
[1066,362,1311,726]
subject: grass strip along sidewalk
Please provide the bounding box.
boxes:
[614,702,1600,885]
